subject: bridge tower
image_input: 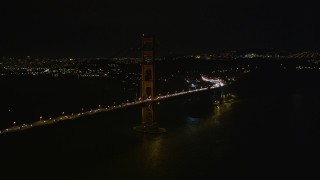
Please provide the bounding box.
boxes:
[133,34,166,133]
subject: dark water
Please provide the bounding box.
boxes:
[1,72,320,180]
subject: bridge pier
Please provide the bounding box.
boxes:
[133,34,166,134]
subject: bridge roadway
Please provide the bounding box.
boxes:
[0,86,223,135]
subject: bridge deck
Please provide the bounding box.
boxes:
[0,86,223,135]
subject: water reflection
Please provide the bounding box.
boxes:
[181,98,236,138]
[213,102,232,120]
[185,117,200,124]
[140,134,164,167]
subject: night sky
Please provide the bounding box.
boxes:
[1,0,320,57]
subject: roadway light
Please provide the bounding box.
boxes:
[13,122,16,126]
[40,116,42,121]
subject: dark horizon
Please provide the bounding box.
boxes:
[1,1,320,57]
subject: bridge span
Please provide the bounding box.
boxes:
[0,85,224,135]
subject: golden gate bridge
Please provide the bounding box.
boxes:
[0,35,226,135]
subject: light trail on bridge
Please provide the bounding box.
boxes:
[201,76,225,87]
[0,84,224,135]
